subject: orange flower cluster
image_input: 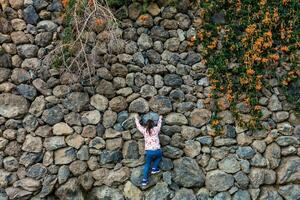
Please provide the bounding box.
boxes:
[255,75,263,90]
[211,119,220,126]
[95,18,105,26]
[207,39,217,49]
[62,0,69,8]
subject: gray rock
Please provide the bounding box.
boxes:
[37,20,57,32]
[264,143,281,169]
[87,186,124,200]
[145,182,170,200]
[213,192,231,200]
[96,79,115,98]
[206,170,234,192]
[23,5,39,25]
[159,157,173,171]
[22,135,42,153]
[102,110,117,128]
[3,156,18,172]
[236,146,255,159]
[141,84,157,98]
[44,136,66,151]
[27,163,47,180]
[173,188,196,200]
[17,44,38,58]
[277,156,300,184]
[149,96,172,114]
[138,33,153,50]
[234,171,249,189]
[55,178,84,200]
[99,150,123,165]
[37,175,57,198]
[35,32,52,47]
[11,68,31,84]
[173,157,205,188]
[77,145,89,161]
[163,145,183,159]
[190,109,211,128]
[278,184,300,200]
[129,97,149,113]
[64,112,82,126]
[78,172,94,191]
[164,74,183,87]
[250,153,267,167]
[19,152,43,167]
[16,84,37,100]
[218,156,240,173]
[54,147,77,165]
[42,106,64,125]
[232,190,251,200]
[33,0,48,10]
[0,68,11,83]
[196,188,209,200]
[214,137,237,147]
[0,93,29,118]
[63,92,89,112]
[268,95,282,111]
[276,136,299,146]
[69,160,87,176]
[122,140,139,159]
[151,26,169,41]
[164,38,180,52]
[249,168,265,188]
[58,165,70,184]
[197,136,213,145]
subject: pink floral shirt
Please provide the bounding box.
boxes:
[135,116,162,150]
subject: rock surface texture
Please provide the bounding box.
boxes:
[0,0,299,199]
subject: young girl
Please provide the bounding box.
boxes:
[135,115,163,186]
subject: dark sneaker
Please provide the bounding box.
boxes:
[151,168,160,174]
[141,179,149,186]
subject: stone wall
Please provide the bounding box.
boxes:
[0,0,300,199]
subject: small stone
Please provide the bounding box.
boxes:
[3,156,18,172]
[190,109,211,128]
[163,145,183,159]
[278,184,300,200]
[0,93,29,118]
[145,182,171,200]
[87,186,123,200]
[237,146,255,159]
[124,181,143,200]
[37,20,57,32]
[69,160,87,176]
[63,92,89,112]
[54,147,77,165]
[43,136,66,150]
[206,170,234,192]
[109,96,128,112]
[276,136,299,146]
[27,163,47,180]
[173,188,196,200]
[129,97,149,113]
[272,111,289,122]
[58,165,70,184]
[268,95,282,111]
[164,74,182,87]
[99,150,123,165]
[13,178,40,192]
[23,5,39,25]
[55,178,84,200]
[249,168,264,188]
[53,122,73,135]
[66,134,84,149]
[232,190,251,200]
[234,171,249,189]
[165,113,188,125]
[264,143,281,169]
[173,157,205,188]
[137,33,153,51]
[277,156,300,184]
[42,106,64,125]
[183,140,201,158]
[164,38,180,52]
[22,135,42,153]
[218,156,240,174]
[149,96,172,114]
[81,110,101,125]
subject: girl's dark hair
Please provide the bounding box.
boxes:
[145,119,155,135]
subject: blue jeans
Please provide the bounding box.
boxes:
[143,149,162,180]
